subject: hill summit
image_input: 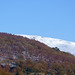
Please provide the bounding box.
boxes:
[18,34,75,56]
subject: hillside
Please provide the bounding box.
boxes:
[0,33,75,75]
[18,34,75,56]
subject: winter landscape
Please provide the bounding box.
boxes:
[0,0,75,75]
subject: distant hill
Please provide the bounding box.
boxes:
[19,34,75,56]
[0,33,75,75]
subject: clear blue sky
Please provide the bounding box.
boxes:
[0,0,75,42]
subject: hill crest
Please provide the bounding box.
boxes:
[18,34,75,55]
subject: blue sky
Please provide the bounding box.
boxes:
[0,0,75,42]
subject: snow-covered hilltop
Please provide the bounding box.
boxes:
[18,34,75,56]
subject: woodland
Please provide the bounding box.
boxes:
[0,33,75,75]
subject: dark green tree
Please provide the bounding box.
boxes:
[52,47,60,51]
[16,72,20,75]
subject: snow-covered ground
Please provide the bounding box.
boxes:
[17,34,75,56]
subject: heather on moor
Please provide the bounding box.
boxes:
[1,0,75,74]
[0,33,74,75]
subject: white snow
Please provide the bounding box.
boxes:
[17,34,75,56]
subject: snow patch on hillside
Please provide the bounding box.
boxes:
[17,34,75,56]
